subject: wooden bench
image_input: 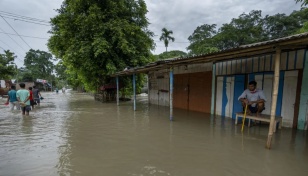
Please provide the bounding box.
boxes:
[235,113,282,132]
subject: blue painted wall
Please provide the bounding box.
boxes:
[276,71,285,116]
[248,74,255,82]
[232,75,245,119]
[298,50,308,130]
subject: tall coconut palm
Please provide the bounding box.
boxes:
[159,28,175,52]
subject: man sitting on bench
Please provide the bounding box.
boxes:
[238,81,266,115]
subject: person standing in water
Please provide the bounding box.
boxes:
[16,83,31,116]
[28,87,35,110]
[32,85,42,106]
[6,85,20,111]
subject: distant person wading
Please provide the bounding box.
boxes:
[32,86,42,106]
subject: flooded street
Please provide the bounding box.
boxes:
[0,91,307,176]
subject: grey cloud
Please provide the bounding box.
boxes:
[145,0,302,54]
[0,0,303,67]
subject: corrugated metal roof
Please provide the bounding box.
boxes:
[112,32,308,76]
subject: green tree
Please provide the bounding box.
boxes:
[0,50,16,80]
[262,13,295,40]
[21,72,34,82]
[48,0,154,91]
[159,28,175,52]
[15,67,29,82]
[296,0,308,6]
[187,8,308,54]
[24,49,55,82]
[55,61,68,81]
[187,24,218,55]
[214,10,264,50]
[296,21,308,33]
[154,50,187,60]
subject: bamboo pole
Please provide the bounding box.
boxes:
[241,104,248,132]
[266,48,281,149]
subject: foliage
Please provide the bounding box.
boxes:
[159,28,175,52]
[48,0,154,91]
[296,21,308,33]
[187,8,308,55]
[296,0,308,6]
[55,61,68,81]
[187,24,219,55]
[24,49,55,81]
[15,67,29,82]
[154,50,187,60]
[215,10,264,50]
[0,50,16,80]
[21,72,34,82]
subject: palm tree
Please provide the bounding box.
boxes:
[159,28,175,52]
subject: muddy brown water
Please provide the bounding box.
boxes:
[0,91,307,176]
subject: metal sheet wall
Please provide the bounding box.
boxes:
[173,71,212,113]
[216,49,306,76]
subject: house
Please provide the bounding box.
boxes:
[111,33,308,132]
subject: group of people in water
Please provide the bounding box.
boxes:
[5,83,42,116]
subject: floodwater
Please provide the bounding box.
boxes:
[0,91,307,176]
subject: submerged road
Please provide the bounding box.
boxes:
[0,91,307,176]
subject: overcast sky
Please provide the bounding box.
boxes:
[0,0,304,67]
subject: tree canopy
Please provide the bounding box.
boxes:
[0,50,16,80]
[296,0,308,6]
[48,0,154,91]
[187,8,308,55]
[154,50,187,60]
[24,49,55,81]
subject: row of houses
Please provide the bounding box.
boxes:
[111,32,308,132]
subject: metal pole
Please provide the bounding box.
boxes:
[266,48,281,149]
[211,63,216,114]
[116,76,119,106]
[133,73,136,111]
[147,74,150,104]
[170,68,174,121]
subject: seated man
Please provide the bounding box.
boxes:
[238,81,266,115]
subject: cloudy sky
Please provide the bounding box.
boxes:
[0,0,304,67]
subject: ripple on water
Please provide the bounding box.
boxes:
[0,93,308,176]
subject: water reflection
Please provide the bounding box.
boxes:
[21,117,33,135]
[1,93,308,176]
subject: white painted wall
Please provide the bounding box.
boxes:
[255,74,274,115]
[148,70,170,106]
[0,80,5,88]
[281,70,298,127]
[225,77,235,117]
[216,76,223,115]
[215,76,235,118]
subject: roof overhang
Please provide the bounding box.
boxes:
[111,32,308,77]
